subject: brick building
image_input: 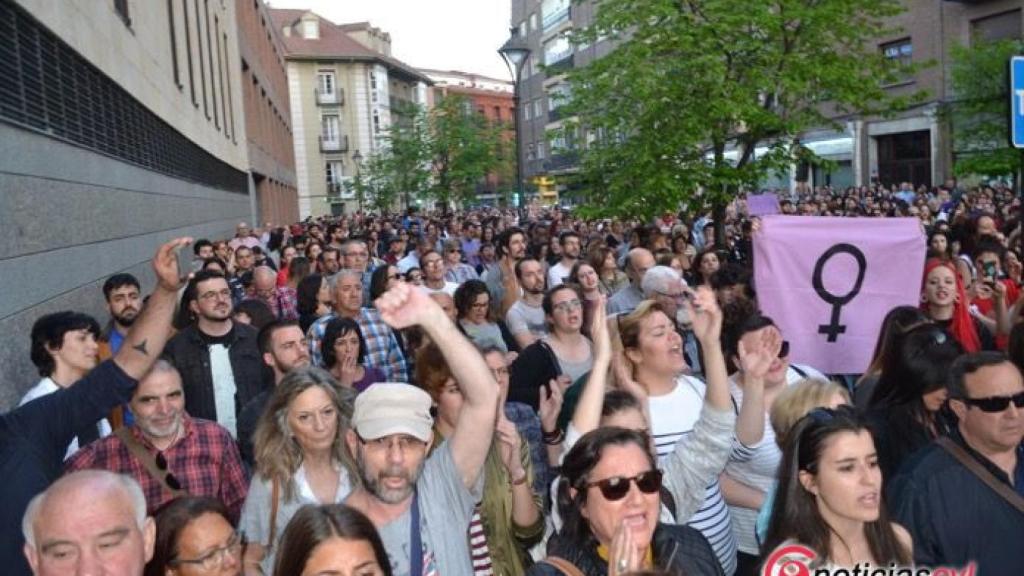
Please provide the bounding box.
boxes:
[237,0,299,225]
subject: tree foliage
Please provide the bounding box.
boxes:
[945,38,1024,181]
[354,102,431,212]
[563,0,924,221]
[428,95,506,210]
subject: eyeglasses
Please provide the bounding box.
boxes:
[552,299,583,313]
[171,531,246,571]
[585,469,663,501]
[960,391,1024,413]
[155,451,182,490]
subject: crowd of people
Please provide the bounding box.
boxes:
[3,177,1023,576]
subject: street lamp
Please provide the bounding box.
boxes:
[498,28,531,219]
[352,149,364,214]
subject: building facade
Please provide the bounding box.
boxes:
[421,69,516,205]
[237,0,299,226]
[508,0,1023,194]
[0,0,252,407]
[269,10,431,218]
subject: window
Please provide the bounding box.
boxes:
[971,10,1021,44]
[322,115,339,142]
[527,143,536,160]
[524,101,532,121]
[533,99,543,118]
[541,0,570,31]
[530,13,538,32]
[537,141,546,159]
[302,19,319,39]
[519,21,527,38]
[543,35,572,66]
[370,71,378,90]
[547,83,571,111]
[494,106,501,121]
[167,0,180,88]
[326,161,343,186]
[881,39,913,83]
[318,71,336,97]
[373,110,381,134]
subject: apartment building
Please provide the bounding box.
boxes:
[507,0,1023,194]
[269,10,432,217]
[421,68,516,205]
[238,0,299,225]
[0,0,251,405]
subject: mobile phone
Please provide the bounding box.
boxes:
[983,261,997,280]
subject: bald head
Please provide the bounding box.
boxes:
[23,471,154,575]
[429,292,456,322]
[627,248,656,286]
[253,266,276,291]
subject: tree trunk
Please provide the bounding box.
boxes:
[713,199,728,250]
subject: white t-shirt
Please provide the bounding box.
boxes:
[547,261,574,287]
[418,282,458,297]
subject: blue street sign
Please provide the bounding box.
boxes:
[1013,56,1024,148]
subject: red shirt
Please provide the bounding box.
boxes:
[66,414,248,521]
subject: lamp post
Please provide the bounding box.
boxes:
[499,28,531,220]
[352,149,363,214]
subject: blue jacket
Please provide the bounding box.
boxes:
[0,360,137,576]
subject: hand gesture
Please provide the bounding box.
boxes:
[591,296,611,360]
[374,282,444,329]
[993,278,1007,302]
[539,378,564,433]
[153,237,192,292]
[738,327,779,385]
[608,522,642,576]
[688,285,722,345]
[495,416,524,476]
[337,354,360,388]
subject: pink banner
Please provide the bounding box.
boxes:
[753,216,926,375]
[747,193,780,216]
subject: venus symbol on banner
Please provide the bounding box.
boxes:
[812,244,866,342]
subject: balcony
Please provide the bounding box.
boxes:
[548,106,569,123]
[544,151,579,172]
[319,134,349,153]
[315,87,344,106]
[544,55,574,76]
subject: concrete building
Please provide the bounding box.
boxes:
[421,69,516,205]
[0,0,251,407]
[507,0,1023,194]
[237,0,299,225]
[269,10,432,217]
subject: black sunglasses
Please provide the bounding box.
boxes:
[960,391,1024,413]
[155,452,183,490]
[585,469,663,501]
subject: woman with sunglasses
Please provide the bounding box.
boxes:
[865,324,962,483]
[529,426,724,576]
[719,311,827,576]
[273,504,392,576]
[762,406,912,568]
[147,496,244,576]
[239,367,358,575]
[443,239,479,284]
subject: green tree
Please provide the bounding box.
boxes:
[562,0,924,232]
[355,102,431,213]
[428,95,505,211]
[945,38,1024,184]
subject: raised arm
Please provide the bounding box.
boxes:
[571,296,612,436]
[688,286,728,410]
[732,328,777,449]
[113,237,192,379]
[376,283,499,489]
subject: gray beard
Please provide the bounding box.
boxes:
[356,448,425,505]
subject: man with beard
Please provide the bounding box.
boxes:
[547,231,581,287]
[345,283,498,575]
[236,320,311,467]
[506,257,548,348]
[99,274,142,428]
[65,360,248,521]
[485,227,528,318]
[163,270,266,438]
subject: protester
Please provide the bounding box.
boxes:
[455,279,510,353]
[589,247,628,296]
[443,239,479,284]
[322,317,384,391]
[420,249,459,297]
[249,266,300,321]
[271,504,392,576]
[146,496,243,576]
[853,306,932,409]
[296,273,331,333]
[607,248,655,315]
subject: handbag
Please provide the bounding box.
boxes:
[542,556,586,576]
[936,436,1024,514]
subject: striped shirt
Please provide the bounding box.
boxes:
[649,375,738,576]
[307,309,409,382]
[468,505,494,575]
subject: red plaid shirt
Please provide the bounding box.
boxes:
[65,414,248,521]
[245,286,298,321]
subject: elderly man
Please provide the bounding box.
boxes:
[247,265,299,321]
[66,361,248,521]
[607,247,655,315]
[228,222,261,251]
[22,470,155,576]
[307,269,409,382]
[889,352,1024,576]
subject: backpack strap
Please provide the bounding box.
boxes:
[542,556,586,576]
[937,436,1024,515]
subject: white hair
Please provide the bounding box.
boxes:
[641,265,683,297]
[22,471,147,548]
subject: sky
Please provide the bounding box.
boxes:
[266,0,514,81]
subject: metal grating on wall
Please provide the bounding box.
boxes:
[0,0,247,194]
